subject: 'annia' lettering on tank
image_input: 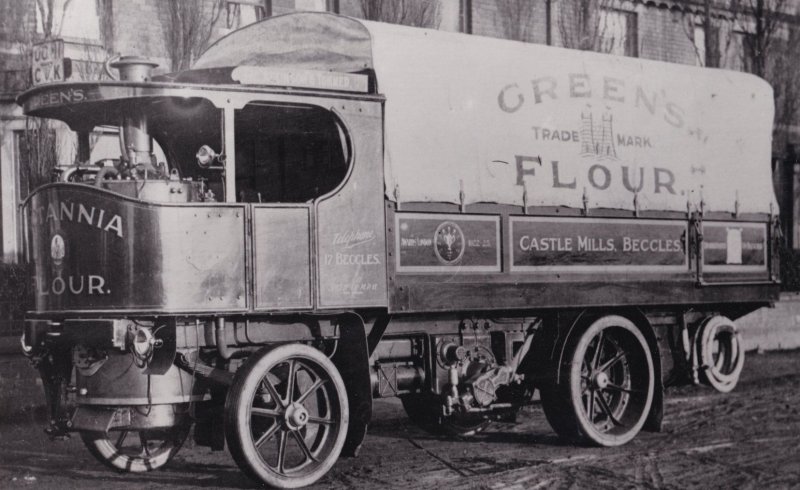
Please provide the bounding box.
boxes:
[31,201,124,238]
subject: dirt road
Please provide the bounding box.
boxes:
[1,350,799,489]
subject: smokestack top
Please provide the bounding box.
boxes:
[110,56,159,82]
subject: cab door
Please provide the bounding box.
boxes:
[251,204,312,311]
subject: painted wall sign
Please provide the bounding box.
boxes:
[31,39,65,86]
[510,217,687,272]
[702,221,767,272]
[395,213,500,273]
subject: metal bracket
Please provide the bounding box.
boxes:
[582,187,589,216]
[522,184,529,215]
[693,211,704,286]
[769,202,782,283]
[459,179,466,213]
[394,184,401,211]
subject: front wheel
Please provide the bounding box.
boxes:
[225,344,348,489]
[81,422,191,472]
[544,315,654,447]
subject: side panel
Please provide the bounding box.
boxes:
[395,213,501,273]
[387,206,778,313]
[28,184,247,314]
[316,102,388,308]
[252,206,312,310]
[510,216,687,273]
[702,221,768,274]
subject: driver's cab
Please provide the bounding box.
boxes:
[54,94,350,208]
[19,55,387,310]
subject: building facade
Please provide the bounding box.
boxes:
[0,0,798,263]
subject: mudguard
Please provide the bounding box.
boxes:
[330,312,372,457]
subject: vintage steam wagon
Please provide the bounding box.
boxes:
[19,12,777,488]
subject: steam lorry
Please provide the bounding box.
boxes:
[18,12,777,488]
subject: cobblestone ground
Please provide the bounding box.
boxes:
[1,350,799,489]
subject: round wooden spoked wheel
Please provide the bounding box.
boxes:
[225,344,348,489]
[81,422,191,472]
[543,315,654,447]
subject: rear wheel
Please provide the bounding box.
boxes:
[543,315,654,447]
[225,344,348,489]
[696,315,745,393]
[81,422,190,472]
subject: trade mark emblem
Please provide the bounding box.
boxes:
[50,234,65,265]
[434,221,465,264]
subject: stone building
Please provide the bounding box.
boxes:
[0,0,798,263]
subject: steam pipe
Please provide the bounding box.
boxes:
[215,317,233,360]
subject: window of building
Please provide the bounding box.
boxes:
[226,1,268,30]
[727,30,757,73]
[35,0,100,40]
[440,0,472,33]
[294,0,339,12]
[693,25,706,65]
[599,8,637,57]
[693,23,720,67]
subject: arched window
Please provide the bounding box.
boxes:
[234,103,349,203]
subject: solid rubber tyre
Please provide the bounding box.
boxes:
[544,315,654,447]
[225,344,348,489]
[81,421,190,473]
[696,316,745,393]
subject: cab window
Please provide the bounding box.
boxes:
[234,103,349,203]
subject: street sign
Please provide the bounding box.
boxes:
[31,40,66,86]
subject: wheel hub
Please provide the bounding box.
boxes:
[592,371,610,390]
[285,403,309,430]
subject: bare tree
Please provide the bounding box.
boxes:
[675,0,741,67]
[160,0,224,72]
[96,0,114,52]
[495,0,537,42]
[766,9,800,152]
[19,118,60,195]
[0,1,35,43]
[34,0,75,39]
[557,0,613,52]
[740,0,786,77]
[359,0,440,28]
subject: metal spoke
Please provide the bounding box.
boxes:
[140,432,151,457]
[258,379,275,404]
[290,430,318,463]
[598,351,626,374]
[295,378,326,405]
[262,376,286,409]
[276,430,288,473]
[597,393,625,427]
[251,407,282,419]
[254,423,281,449]
[586,390,596,422]
[591,331,605,369]
[604,383,643,394]
[115,430,128,448]
[286,360,298,405]
[307,416,335,426]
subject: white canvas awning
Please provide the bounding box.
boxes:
[363,20,775,214]
[196,13,777,215]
